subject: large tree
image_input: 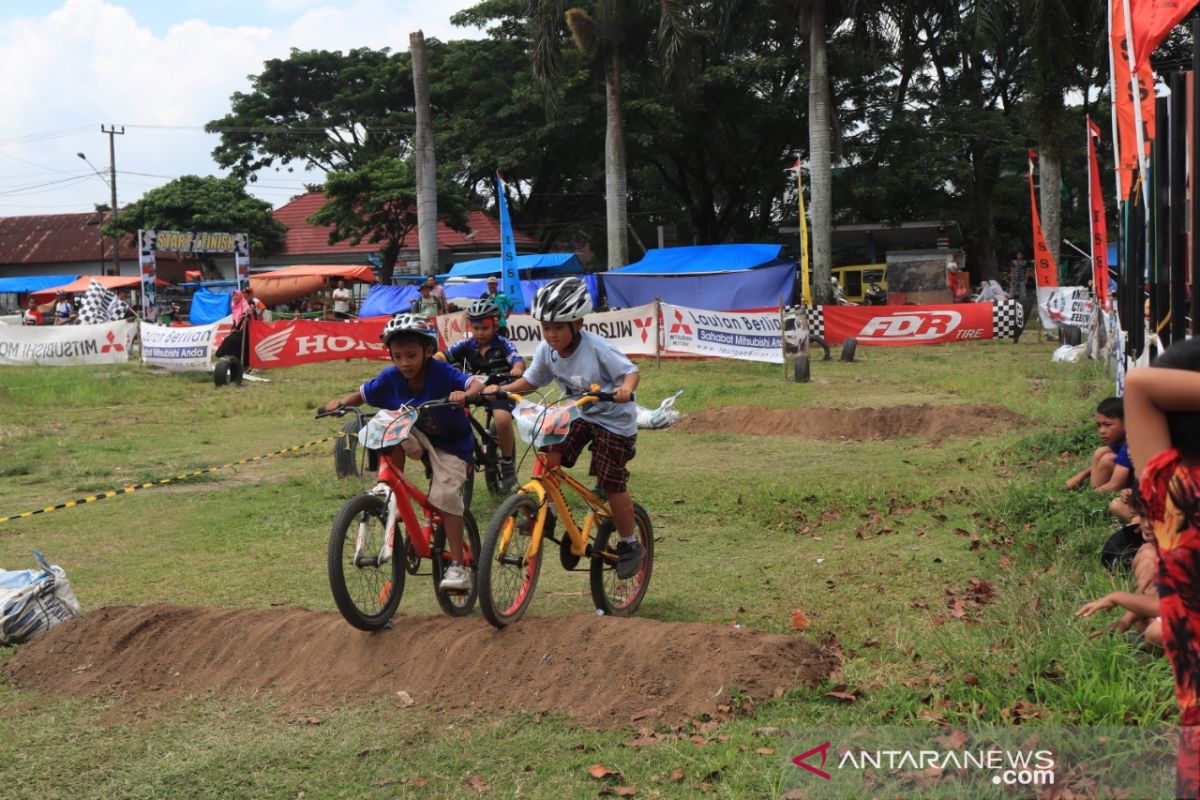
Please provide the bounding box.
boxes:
[106,175,285,277]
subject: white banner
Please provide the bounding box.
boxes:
[140,318,224,371]
[503,304,658,358]
[1038,286,1093,330]
[0,320,136,366]
[661,304,782,363]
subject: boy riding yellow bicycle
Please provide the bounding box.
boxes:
[485,277,643,578]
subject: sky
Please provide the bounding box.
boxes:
[0,0,487,217]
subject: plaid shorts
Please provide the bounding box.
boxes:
[544,417,636,493]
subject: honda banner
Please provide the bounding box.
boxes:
[140,319,223,371]
[247,318,389,368]
[820,304,994,346]
[0,320,136,366]
[661,304,785,363]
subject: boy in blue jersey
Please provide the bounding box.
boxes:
[436,297,526,491]
[324,313,484,591]
[485,277,644,579]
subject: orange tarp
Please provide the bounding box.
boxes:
[31,274,169,301]
[253,264,377,283]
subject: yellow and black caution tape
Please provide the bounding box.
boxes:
[0,435,340,525]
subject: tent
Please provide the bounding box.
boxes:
[447,253,584,279]
[358,275,601,319]
[601,244,796,311]
[0,275,79,295]
[250,264,378,307]
[30,274,169,301]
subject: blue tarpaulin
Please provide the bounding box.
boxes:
[447,253,584,279]
[358,275,600,318]
[188,288,233,325]
[607,244,786,275]
[0,275,78,294]
[601,245,795,311]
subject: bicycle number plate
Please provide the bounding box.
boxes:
[359,408,419,450]
[513,400,583,447]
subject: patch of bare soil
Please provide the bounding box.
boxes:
[2,605,837,729]
[675,404,1024,440]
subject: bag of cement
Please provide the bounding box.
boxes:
[0,550,81,645]
[636,389,684,430]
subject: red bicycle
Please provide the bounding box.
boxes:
[317,399,482,629]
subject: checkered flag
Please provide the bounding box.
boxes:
[76,280,131,325]
[991,299,1023,341]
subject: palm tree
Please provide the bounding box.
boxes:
[529,1,687,268]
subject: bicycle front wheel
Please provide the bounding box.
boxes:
[328,494,404,630]
[589,503,653,617]
[432,510,480,617]
[478,493,543,628]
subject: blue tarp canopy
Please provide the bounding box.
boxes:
[608,244,786,275]
[447,253,584,279]
[602,244,795,311]
[359,275,601,319]
[188,288,234,325]
[0,275,78,294]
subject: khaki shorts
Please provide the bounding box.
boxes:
[404,428,468,516]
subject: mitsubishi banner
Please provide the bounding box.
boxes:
[140,319,223,371]
[661,304,786,363]
[0,321,137,366]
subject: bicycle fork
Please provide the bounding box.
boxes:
[354,483,397,568]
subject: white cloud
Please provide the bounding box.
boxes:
[0,0,486,215]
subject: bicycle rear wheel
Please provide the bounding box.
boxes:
[589,503,653,617]
[478,493,543,628]
[328,494,404,630]
[432,510,480,617]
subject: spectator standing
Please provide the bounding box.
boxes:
[21,296,43,326]
[424,275,448,313]
[332,279,353,319]
[1009,251,1034,325]
[480,275,514,337]
[53,291,75,325]
[411,283,443,317]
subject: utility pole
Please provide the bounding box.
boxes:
[102,125,125,275]
[410,31,438,278]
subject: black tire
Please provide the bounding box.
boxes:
[1062,325,1082,346]
[334,417,362,479]
[590,503,653,617]
[327,494,404,631]
[794,354,811,383]
[462,464,476,512]
[478,493,544,628]
[213,357,230,387]
[432,510,480,617]
[840,337,858,362]
[810,335,831,361]
[227,356,244,386]
[483,421,502,495]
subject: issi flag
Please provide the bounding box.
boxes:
[1123,0,1200,70]
[1086,119,1110,308]
[495,173,526,313]
[1110,0,1156,200]
[1028,152,1059,290]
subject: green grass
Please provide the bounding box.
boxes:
[0,340,1172,798]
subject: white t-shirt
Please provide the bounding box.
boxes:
[523,330,639,436]
[332,287,352,314]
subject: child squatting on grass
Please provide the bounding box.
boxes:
[484,277,645,579]
[1065,396,1136,522]
[323,313,485,592]
[1122,337,1200,798]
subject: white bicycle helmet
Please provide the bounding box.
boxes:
[531,277,592,322]
[381,313,438,346]
[466,298,500,321]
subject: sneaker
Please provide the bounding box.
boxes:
[499,458,518,493]
[614,539,643,580]
[439,564,472,592]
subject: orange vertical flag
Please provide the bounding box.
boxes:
[1028,152,1059,289]
[1127,0,1200,70]
[1111,0,1156,199]
[1087,119,1109,307]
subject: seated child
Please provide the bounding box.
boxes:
[1066,396,1134,521]
[323,313,484,591]
[485,277,644,578]
[435,297,526,492]
[1079,509,1162,647]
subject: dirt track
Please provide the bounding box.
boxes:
[2,605,837,729]
[675,403,1024,440]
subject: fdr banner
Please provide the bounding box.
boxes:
[140,319,222,371]
[820,304,994,346]
[0,320,136,366]
[661,304,784,363]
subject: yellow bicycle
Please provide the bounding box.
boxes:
[477,390,654,627]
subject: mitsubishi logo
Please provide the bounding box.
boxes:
[670,310,692,335]
[100,330,124,353]
[633,316,653,344]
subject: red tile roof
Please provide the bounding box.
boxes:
[0,211,138,265]
[271,192,539,256]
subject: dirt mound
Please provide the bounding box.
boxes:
[2,605,836,729]
[675,404,1024,440]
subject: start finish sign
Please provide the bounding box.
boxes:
[152,230,248,254]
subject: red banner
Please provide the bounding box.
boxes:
[247,319,390,368]
[1111,0,1156,199]
[1087,119,1110,308]
[820,304,994,347]
[1126,0,1200,70]
[1028,153,1059,289]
